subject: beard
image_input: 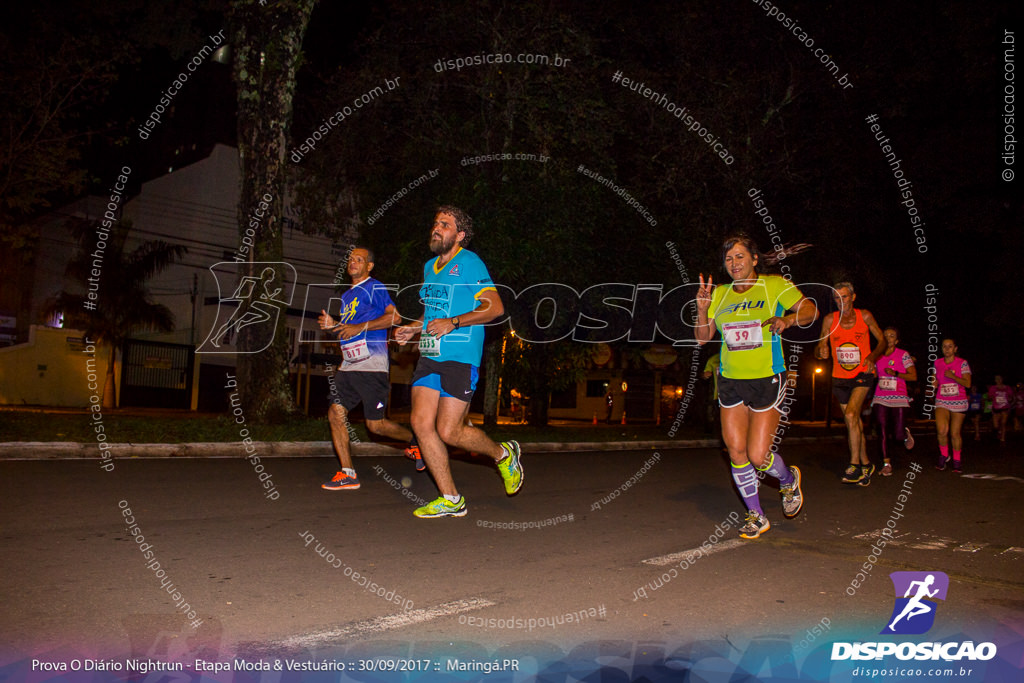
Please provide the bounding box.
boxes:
[429,232,456,255]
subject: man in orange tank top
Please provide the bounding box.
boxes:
[815,282,885,485]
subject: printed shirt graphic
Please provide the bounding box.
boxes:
[872,347,914,407]
[934,356,970,403]
[708,275,802,380]
[419,247,496,365]
[881,571,949,635]
[338,277,394,372]
[829,309,871,379]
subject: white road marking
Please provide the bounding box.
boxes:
[853,528,910,542]
[854,530,956,550]
[954,542,988,553]
[854,530,1012,556]
[641,538,746,566]
[279,597,496,650]
[960,473,1024,484]
[905,536,957,550]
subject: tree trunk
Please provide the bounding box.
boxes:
[103,344,117,409]
[528,346,551,427]
[229,0,317,422]
[482,338,501,427]
[528,375,550,427]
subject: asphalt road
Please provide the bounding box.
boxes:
[2,435,1023,679]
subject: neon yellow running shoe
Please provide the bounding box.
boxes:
[497,441,524,495]
[413,495,467,518]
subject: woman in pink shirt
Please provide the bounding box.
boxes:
[871,327,917,476]
[933,339,971,473]
[988,375,1013,442]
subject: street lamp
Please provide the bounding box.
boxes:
[812,366,823,421]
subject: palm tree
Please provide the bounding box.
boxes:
[50,218,186,408]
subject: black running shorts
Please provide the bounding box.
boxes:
[329,370,390,420]
[832,373,877,405]
[718,373,786,413]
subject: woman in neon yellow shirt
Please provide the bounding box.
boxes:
[696,234,818,539]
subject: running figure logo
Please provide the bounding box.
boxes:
[198,262,296,354]
[339,296,360,323]
[881,571,949,635]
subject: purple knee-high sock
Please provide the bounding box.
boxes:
[757,451,795,486]
[732,462,763,515]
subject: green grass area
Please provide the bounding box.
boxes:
[0,409,705,444]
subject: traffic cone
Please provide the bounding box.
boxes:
[621,411,627,425]
[592,412,598,425]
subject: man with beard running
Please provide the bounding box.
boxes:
[394,206,523,518]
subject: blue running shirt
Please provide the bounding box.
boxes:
[337,276,394,372]
[419,247,497,365]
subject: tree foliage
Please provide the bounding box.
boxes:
[0,10,119,252]
[290,0,631,423]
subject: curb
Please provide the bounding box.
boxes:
[0,441,395,460]
[0,435,846,460]
[523,434,845,453]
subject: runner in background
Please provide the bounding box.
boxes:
[933,338,971,473]
[814,282,885,486]
[871,327,916,476]
[982,389,993,434]
[703,352,721,436]
[988,374,1013,443]
[967,384,984,441]
[1014,382,1024,432]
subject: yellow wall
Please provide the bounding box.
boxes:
[0,326,117,407]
